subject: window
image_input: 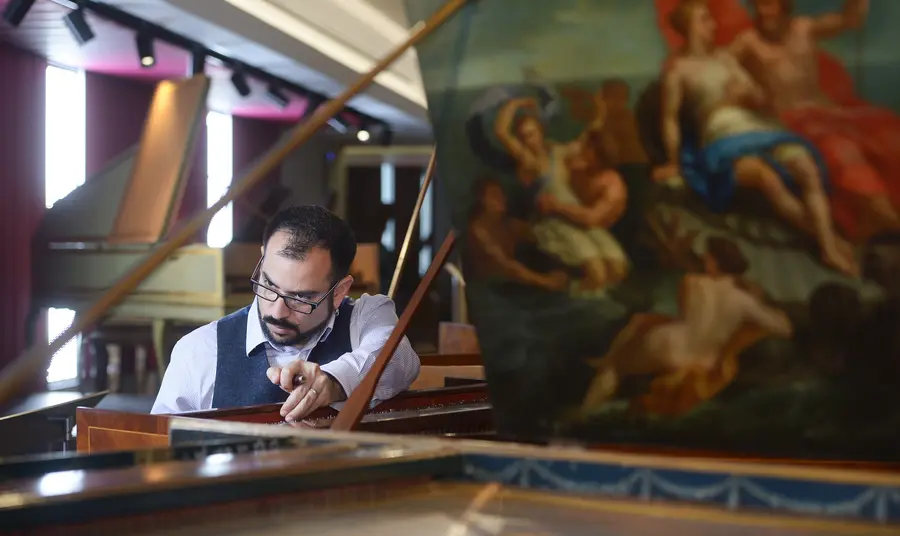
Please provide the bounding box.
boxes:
[206,111,234,248]
[418,170,433,241]
[44,65,86,384]
[418,170,433,276]
[46,308,78,384]
[381,218,396,252]
[380,162,395,251]
[418,245,432,277]
[380,161,395,205]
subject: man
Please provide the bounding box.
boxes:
[466,176,569,292]
[493,96,630,291]
[655,0,855,276]
[151,205,420,422]
[730,0,900,242]
[580,234,792,418]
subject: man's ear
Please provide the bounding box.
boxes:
[332,275,354,309]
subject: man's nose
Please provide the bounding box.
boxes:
[271,295,292,317]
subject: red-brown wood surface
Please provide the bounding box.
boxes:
[76,407,170,453]
[186,383,488,422]
[76,383,491,453]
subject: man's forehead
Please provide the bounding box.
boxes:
[261,248,333,288]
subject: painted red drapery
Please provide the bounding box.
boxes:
[653,0,900,241]
[0,44,46,383]
[779,106,900,240]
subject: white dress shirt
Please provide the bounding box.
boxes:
[150,294,420,414]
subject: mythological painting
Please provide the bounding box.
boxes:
[405,0,900,460]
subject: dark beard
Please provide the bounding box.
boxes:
[258,299,334,347]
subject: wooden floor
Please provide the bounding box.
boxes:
[108,482,894,536]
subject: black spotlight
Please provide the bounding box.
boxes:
[136,31,155,67]
[63,7,94,45]
[230,68,251,97]
[265,83,289,108]
[189,48,206,77]
[2,0,35,27]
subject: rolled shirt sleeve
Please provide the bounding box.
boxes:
[320,295,420,406]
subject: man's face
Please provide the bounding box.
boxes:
[752,0,788,37]
[482,183,507,214]
[256,231,346,346]
[567,140,596,173]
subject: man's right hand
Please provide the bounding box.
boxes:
[266,361,343,422]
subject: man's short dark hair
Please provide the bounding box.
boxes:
[262,205,357,284]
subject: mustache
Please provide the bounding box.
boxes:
[263,316,298,331]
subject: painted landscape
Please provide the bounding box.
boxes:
[405,0,900,460]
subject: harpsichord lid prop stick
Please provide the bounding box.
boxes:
[388,146,437,299]
[331,231,457,431]
[0,0,470,407]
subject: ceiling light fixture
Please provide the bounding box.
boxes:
[136,30,155,67]
[52,0,390,141]
[265,83,289,108]
[1,0,35,27]
[63,7,94,45]
[230,66,251,97]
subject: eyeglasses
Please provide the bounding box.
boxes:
[249,257,341,315]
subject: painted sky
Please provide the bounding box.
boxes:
[410,0,667,90]
[772,0,900,66]
[407,0,900,108]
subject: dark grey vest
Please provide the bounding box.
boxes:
[211,299,354,409]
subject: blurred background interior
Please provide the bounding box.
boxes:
[0,0,475,417]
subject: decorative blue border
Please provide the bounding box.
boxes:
[459,454,900,525]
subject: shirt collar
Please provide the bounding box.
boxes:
[245,297,337,356]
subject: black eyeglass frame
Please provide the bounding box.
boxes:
[249,256,342,315]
